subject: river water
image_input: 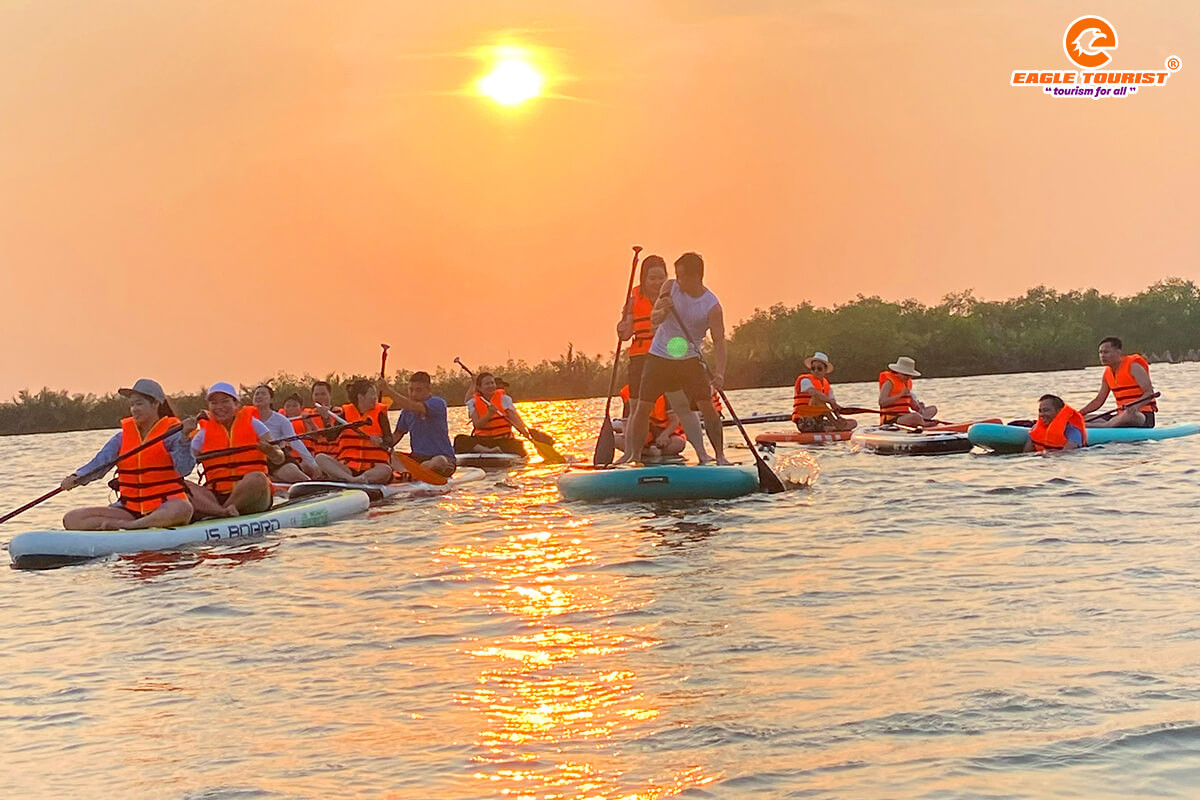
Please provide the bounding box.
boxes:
[3,364,1200,799]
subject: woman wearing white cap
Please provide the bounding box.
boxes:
[792,353,855,433]
[59,379,195,530]
[186,381,284,518]
[878,357,938,427]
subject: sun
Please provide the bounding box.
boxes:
[478,55,544,106]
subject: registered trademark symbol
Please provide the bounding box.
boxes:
[1166,55,1182,72]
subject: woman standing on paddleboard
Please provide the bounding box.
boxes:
[616,254,668,410]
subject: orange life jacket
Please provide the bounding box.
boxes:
[792,374,832,421]
[115,416,187,514]
[471,390,513,438]
[199,407,268,496]
[1030,405,1088,451]
[337,402,391,472]
[1103,354,1157,412]
[299,409,339,457]
[879,371,916,423]
[628,286,656,357]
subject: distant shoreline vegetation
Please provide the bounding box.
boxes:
[3,279,1199,436]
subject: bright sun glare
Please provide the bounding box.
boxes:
[478,54,544,106]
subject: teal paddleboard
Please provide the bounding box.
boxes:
[558,464,759,501]
[967,422,1200,454]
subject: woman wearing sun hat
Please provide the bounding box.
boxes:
[59,378,195,530]
[878,356,939,427]
[792,352,855,433]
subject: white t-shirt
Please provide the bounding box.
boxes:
[649,284,720,360]
[799,378,836,400]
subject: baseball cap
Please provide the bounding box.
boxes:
[118,378,167,404]
[206,381,240,400]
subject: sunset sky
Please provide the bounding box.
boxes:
[1,1,1196,398]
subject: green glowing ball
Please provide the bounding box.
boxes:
[666,336,689,358]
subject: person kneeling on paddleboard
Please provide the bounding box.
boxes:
[617,251,728,465]
[59,378,195,531]
[1078,337,1158,429]
[616,385,686,459]
[314,379,395,485]
[793,352,855,434]
[879,357,939,427]
[188,382,282,519]
[454,372,533,457]
[377,371,457,478]
[1025,394,1087,453]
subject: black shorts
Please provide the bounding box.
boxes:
[627,354,648,399]
[638,355,711,410]
[453,434,527,456]
[411,453,457,477]
[1139,411,1156,429]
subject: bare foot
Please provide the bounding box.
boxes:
[716,455,732,466]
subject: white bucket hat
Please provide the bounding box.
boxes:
[888,356,921,377]
[804,352,833,374]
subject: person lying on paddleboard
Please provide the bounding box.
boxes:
[616,384,687,458]
[314,379,395,485]
[878,356,939,427]
[59,378,195,531]
[251,384,322,483]
[792,352,855,433]
[1024,394,1087,452]
[377,371,457,477]
[454,371,533,457]
[617,254,668,401]
[1078,337,1157,428]
[617,251,729,465]
[186,381,282,519]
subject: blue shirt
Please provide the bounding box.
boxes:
[393,396,454,459]
[1065,423,1084,447]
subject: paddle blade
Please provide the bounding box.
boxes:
[391,452,448,485]
[593,418,616,466]
[532,438,567,465]
[756,458,787,494]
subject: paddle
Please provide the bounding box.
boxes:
[0,423,184,524]
[593,245,642,466]
[665,306,786,494]
[836,406,951,426]
[317,404,448,486]
[195,420,368,462]
[455,358,566,463]
[379,343,393,408]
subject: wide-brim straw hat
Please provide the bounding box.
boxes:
[888,356,921,377]
[804,352,833,374]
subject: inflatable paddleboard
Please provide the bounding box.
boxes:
[758,418,999,446]
[455,452,528,469]
[8,490,370,570]
[968,421,1200,454]
[558,463,759,502]
[611,412,789,435]
[283,467,486,501]
[850,425,972,455]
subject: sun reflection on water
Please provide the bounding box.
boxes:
[443,483,716,798]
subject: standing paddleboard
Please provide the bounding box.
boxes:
[8,490,370,570]
[558,463,759,502]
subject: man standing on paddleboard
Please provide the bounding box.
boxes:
[616,251,729,465]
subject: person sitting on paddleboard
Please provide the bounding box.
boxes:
[617,251,729,465]
[792,352,855,433]
[617,254,669,403]
[879,357,938,427]
[1078,337,1157,428]
[1024,394,1087,453]
[187,381,282,518]
[616,384,687,458]
[454,372,533,457]
[251,384,322,483]
[314,378,395,485]
[377,371,457,478]
[59,378,195,531]
[303,380,341,458]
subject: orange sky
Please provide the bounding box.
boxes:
[1,1,1196,398]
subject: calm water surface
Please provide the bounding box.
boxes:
[3,365,1200,799]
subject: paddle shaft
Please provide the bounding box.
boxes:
[0,423,184,524]
[1086,391,1160,423]
[195,420,367,462]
